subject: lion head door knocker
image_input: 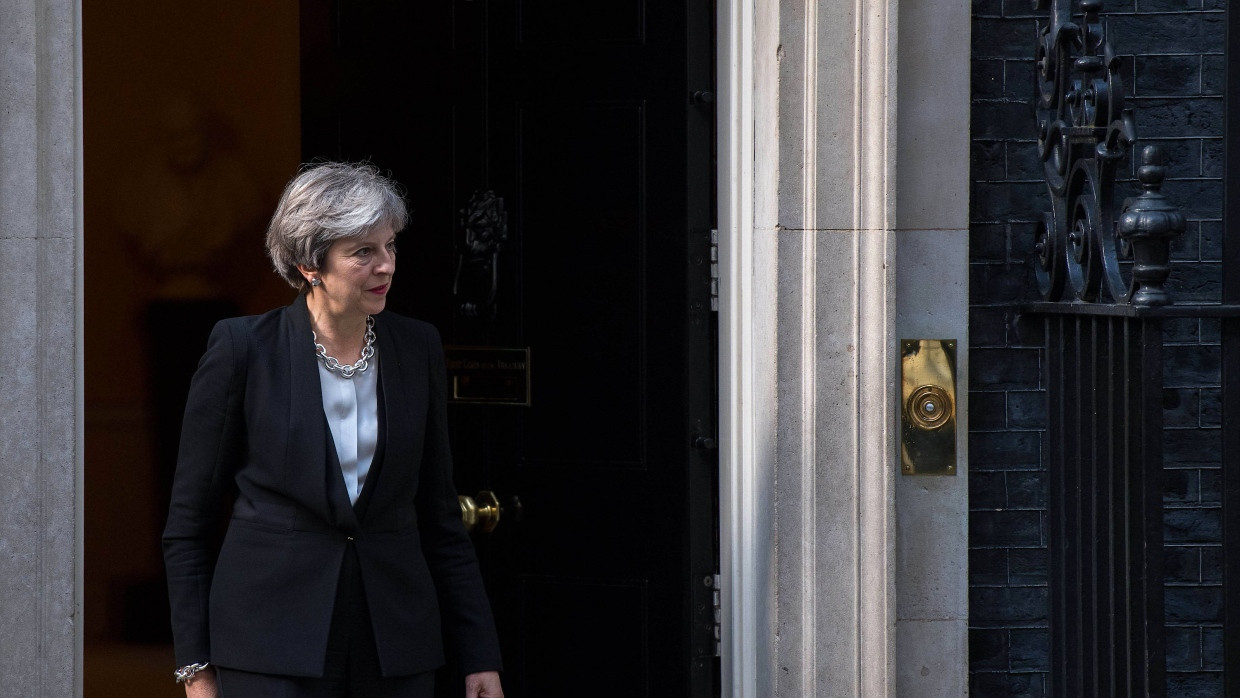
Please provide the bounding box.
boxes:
[453,190,509,320]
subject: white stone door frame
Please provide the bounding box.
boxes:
[715,1,765,695]
[0,0,970,692]
[716,0,970,695]
[0,0,85,696]
[717,0,900,694]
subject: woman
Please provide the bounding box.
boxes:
[163,162,504,698]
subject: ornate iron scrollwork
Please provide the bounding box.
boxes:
[453,190,509,320]
[1032,0,1183,306]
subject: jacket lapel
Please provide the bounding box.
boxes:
[322,422,361,533]
[282,294,360,534]
[358,312,428,522]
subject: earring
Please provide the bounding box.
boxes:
[310,277,322,287]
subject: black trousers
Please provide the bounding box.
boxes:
[216,543,435,698]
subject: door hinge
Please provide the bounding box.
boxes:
[710,572,721,657]
[709,229,719,312]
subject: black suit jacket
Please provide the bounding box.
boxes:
[162,294,501,678]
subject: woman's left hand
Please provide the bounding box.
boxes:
[465,670,504,698]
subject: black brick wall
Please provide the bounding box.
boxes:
[969,0,1225,694]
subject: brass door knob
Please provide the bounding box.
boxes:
[458,490,501,533]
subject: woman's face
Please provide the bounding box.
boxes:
[308,224,397,320]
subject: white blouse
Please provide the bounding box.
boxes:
[317,351,379,505]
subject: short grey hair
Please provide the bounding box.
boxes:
[266,162,408,290]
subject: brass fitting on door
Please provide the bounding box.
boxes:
[459,490,502,533]
[900,339,958,475]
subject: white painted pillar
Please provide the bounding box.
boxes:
[720,0,900,695]
[723,0,971,693]
[0,0,84,695]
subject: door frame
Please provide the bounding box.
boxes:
[11,0,987,691]
[716,0,922,694]
[45,4,836,697]
[715,1,764,696]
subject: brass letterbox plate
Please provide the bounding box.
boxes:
[444,346,531,406]
[900,339,957,475]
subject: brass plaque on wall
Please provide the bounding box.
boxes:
[900,339,957,475]
[443,346,531,406]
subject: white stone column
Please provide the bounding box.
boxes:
[720,0,899,694]
[0,0,84,695]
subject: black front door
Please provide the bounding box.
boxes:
[301,2,717,695]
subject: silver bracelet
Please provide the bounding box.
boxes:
[173,662,210,684]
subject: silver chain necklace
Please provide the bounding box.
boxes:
[312,316,375,378]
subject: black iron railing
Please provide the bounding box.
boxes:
[1028,1,1224,694]
[1041,310,1163,695]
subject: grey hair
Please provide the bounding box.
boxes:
[266,162,408,290]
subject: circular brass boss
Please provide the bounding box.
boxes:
[907,385,952,430]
